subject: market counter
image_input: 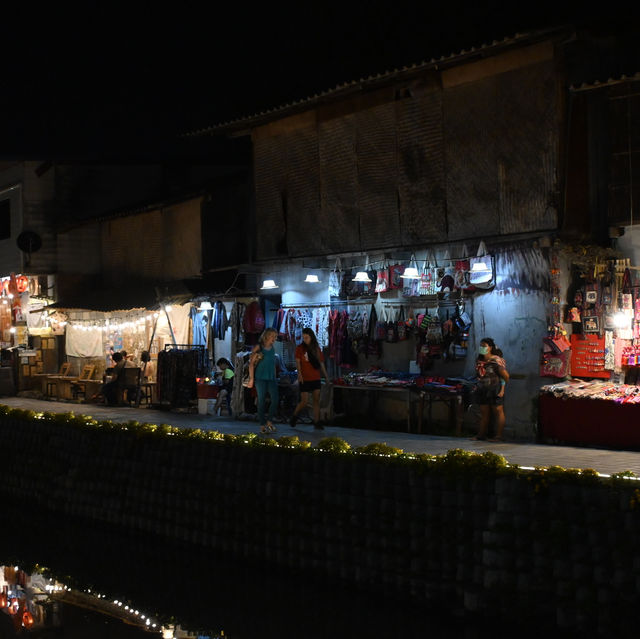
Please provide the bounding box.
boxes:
[333,378,469,435]
[539,383,640,449]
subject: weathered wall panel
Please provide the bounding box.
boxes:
[100,198,201,286]
[445,77,501,240]
[285,127,321,256]
[445,60,558,240]
[318,115,360,253]
[356,102,399,249]
[253,135,288,260]
[494,63,558,234]
[397,89,447,245]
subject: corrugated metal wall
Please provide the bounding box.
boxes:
[318,115,359,253]
[397,88,447,245]
[253,51,560,261]
[607,81,640,226]
[100,198,202,287]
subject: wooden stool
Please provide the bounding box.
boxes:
[46,381,58,398]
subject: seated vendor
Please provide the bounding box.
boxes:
[214,357,235,415]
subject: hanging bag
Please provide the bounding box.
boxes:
[375,306,387,341]
[469,241,494,289]
[328,258,343,298]
[375,259,390,293]
[454,244,471,290]
[397,306,408,341]
[417,252,437,296]
[388,263,405,290]
[386,307,398,343]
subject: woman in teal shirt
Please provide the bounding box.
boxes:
[246,327,279,433]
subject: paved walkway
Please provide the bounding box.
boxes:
[2,396,640,476]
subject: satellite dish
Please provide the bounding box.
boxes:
[16,231,42,267]
[17,231,42,254]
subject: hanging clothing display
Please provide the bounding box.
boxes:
[211,301,229,340]
[157,346,206,407]
[190,308,210,346]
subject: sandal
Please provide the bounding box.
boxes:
[260,425,269,434]
[266,421,276,433]
[471,436,486,441]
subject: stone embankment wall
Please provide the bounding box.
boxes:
[1,410,639,634]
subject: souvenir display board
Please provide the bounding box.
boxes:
[570,334,609,379]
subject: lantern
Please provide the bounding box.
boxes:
[0,592,7,608]
[22,609,35,629]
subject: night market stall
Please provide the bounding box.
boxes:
[247,240,551,436]
[538,246,640,448]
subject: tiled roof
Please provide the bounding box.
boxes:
[185,25,571,137]
[570,71,640,92]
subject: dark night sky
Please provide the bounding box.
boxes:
[0,4,633,163]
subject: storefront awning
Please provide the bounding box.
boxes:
[43,285,163,313]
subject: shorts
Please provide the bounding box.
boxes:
[475,391,504,406]
[299,379,321,392]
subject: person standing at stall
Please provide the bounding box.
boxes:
[472,337,509,441]
[290,327,330,430]
[245,327,279,434]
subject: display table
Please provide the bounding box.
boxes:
[415,388,465,436]
[333,384,415,431]
[539,387,640,449]
[332,383,467,434]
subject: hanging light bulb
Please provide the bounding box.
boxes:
[401,254,420,279]
[470,261,490,272]
[260,279,278,289]
[304,274,320,283]
[352,255,372,282]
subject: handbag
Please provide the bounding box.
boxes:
[540,350,570,378]
[417,253,438,296]
[397,306,408,341]
[469,241,494,289]
[375,260,390,293]
[388,263,405,290]
[328,258,343,297]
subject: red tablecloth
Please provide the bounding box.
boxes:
[539,394,640,448]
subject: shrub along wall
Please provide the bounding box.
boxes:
[1,406,639,634]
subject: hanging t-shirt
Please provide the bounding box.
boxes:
[190,308,209,346]
[295,344,324,382]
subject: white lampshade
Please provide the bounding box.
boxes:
[260,279,279,289]
[304,274,320,283]
[401,267,420,279]
[471,261,490,273]
[352,271,372,282]
[198,301,213,311]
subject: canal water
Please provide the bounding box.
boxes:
[0,499,560,639]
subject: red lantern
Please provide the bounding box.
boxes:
[0,592,7,608]
[22,610,35,629]
[8,598,19,615]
